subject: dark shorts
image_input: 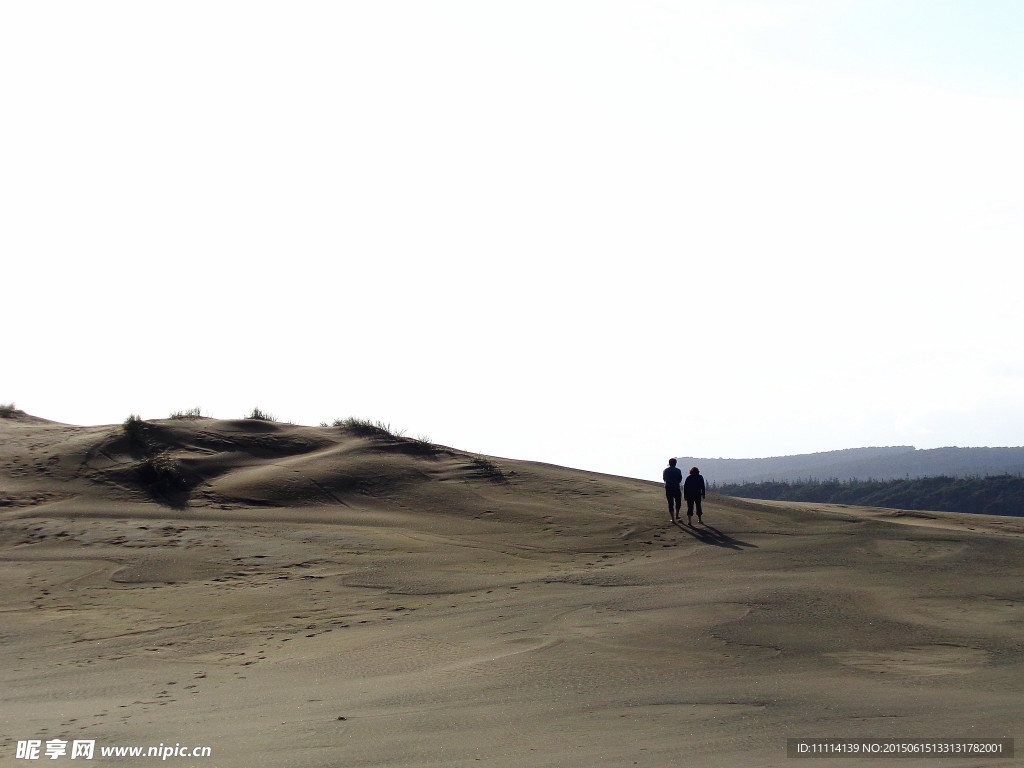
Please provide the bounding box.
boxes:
[665,487,682,510]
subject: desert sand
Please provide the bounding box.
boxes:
[1,411,1021,767]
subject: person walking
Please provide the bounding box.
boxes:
[684,466,707,525]
[663,458,683,523]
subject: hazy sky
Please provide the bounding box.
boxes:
[4,1,1023,480]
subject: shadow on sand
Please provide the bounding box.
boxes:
[674,521,758,551]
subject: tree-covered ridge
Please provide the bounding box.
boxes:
[713,475,1024,517]
[678,446,1024,484]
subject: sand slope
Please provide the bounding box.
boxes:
[1,415,1021,766]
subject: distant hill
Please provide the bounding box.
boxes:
[714,475,1024,517]
[676,446,1024,484]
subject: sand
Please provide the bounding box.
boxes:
[1,412,1021,767]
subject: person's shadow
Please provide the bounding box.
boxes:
[674,521,758,550]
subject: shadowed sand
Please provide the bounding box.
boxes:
[1,413,1021,767]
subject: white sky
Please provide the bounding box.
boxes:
[4,0,1023,480]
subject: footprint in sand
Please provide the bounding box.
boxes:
[829,645,990,676]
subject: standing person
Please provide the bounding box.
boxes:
[684,466,707,525]
[663,458,683,523]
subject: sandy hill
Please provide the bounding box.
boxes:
[1,414,1022,767]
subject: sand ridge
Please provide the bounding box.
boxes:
[1,415,1021,766]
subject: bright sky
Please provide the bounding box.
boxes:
[4,1,1023,481]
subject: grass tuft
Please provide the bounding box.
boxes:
[169,407,203,420]
[245,407,277,422]
[333,417,405,439]
[0,403,16,418]
[400,435,443,456]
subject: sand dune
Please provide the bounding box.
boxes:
[1,413,1021,766]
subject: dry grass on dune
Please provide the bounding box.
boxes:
[1,415,1022,767]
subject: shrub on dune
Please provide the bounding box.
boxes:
[470,455,508,482]
[136,451,189,496]
[123,414,151,451]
